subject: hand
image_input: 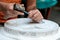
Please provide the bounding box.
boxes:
[0,2,24,19]
[28,9,43,22]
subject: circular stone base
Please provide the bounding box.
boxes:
[4,18,59,37]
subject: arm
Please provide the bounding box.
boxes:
[26,0,43,22]
[0,2,24,19]
[26,0,36,11]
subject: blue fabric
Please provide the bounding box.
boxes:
[36,0,57,9]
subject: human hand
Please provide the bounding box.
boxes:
[0,2,24,19]
[28,9,43,22]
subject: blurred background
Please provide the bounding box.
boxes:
[36,0,60,26]
[48,0,60,25]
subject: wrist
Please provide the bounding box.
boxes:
[26,5,36,12]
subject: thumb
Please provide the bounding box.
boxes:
[14,10,24,15]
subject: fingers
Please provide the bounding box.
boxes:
[33,13,43,22]
[13,10,24,15]
[34,15,43,22]
[1,3,25,19]
[32,12,40,19]
[28,10,37,18]
[8,3,24,16]
[28,9,43,22]
[4,9,24,19]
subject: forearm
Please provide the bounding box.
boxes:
[26,0,36,11]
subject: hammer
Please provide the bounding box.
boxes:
[14,4,28,18]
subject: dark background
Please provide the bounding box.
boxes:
[48,0,60,25]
